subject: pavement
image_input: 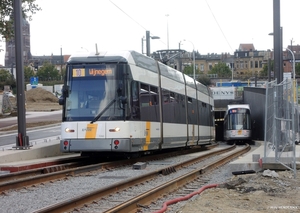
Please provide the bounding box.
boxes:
[0,110,72,173]
[228,141,300,173]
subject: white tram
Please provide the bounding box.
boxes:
[223,104,252,143]
[59,50,215,157]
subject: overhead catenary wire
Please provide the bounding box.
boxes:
[205,0,234,52]
[109,0,166,46]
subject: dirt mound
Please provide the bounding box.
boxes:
[25,87,58,103]
[6,87,61,112]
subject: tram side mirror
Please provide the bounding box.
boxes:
[58,85,69,105]
[58,96,64,105]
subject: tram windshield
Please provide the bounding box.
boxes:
[227,108,251,130]
[62,64,127,121]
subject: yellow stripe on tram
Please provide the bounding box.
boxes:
[143,121,151,150]
[85,123,98,139]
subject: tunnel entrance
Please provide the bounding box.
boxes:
[214,110,225,142]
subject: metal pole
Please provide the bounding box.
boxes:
[279,27,283,83]
[60,46,63,74]
[268,58,271,82]
[13,0,29,148]
[193,50,195,79]
[231,60,234,81]
[286,48,296,102]
[146,31,150,57]
[166,14,169,50]
[273,0,281,84]
[141,37,144,54]
[183,40,195,79]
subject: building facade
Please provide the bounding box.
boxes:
[5,18,32,67]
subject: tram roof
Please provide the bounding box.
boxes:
[227,104,250,110]
[67,50,209,94]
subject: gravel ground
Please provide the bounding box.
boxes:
[0,146,229,213]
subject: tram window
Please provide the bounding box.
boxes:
[162,89,170,104]
[140,83,149,94]
[188,97,192,104]
[150,85,158,105]
[170,92,176,102]
[131,81,140,119]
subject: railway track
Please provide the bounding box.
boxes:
[29,144,250,213]
[0,144,217,193]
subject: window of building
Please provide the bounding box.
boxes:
[200,64,204,71]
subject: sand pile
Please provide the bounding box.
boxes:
[25,87,58,103]
[7,87,61,112]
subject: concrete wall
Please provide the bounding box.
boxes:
[243,87,266,140]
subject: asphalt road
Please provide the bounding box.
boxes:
[0,110,62,129]
[0,111,62,147]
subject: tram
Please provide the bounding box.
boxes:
[59,50,215,157]
[223,104,252,143]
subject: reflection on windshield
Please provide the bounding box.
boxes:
[64,66,122,121]
[229,114,250,130]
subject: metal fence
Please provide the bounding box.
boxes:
[264,79,298,177]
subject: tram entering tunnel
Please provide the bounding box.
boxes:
[214,110,226,142]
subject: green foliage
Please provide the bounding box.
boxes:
[35,62,60,81]
[24,66,35,81]
[296,63,300,76]
[183,65,193,76]
[261,60,274,77]
[0,68,16,90]
[197,75,211,86]
[0,69,11,82]
[0,0,41,39]
[208,62,232,78]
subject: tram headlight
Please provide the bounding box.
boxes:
[109,127,120,132]
[65,128,75,133]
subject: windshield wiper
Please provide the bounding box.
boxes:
[90,99,116,124]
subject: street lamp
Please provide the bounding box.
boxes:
[183,40,195,79]
[142,31,160,56]
[286,47,296,102]
[269,27,283,84]
[166,14,169,50]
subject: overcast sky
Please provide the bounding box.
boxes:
[1,0,300,65]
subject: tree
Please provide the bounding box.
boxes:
[0,0,41,39]
[197,75,211,86]
[183,65,199,77]
[0,69,12,82]
[295,63,300,77]
[208,62,232,78]
[261,60,274,78]
[24,66,35,81]
[36,62,59,81]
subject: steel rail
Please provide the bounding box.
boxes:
[31,144,245,213]
[0,144,218,192]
